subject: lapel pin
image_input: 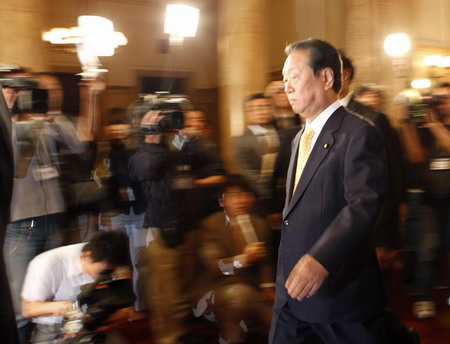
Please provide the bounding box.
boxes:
[323,143,329,149]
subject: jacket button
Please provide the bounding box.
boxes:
[284,220,289,226]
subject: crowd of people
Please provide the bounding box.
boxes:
[0,37,449,344]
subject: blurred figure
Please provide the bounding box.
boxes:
[192,175,274,344]
[2,71,85,342]
[397,83,450,319]
[339,52,407,271]
[354,84,386,112]
[232,93,296,219]
[184,109,226,219]
[265,81,301,129]
[129,105,225,344]
[100,109,148,319]
[0,75,20,342]
[20,230,131,343]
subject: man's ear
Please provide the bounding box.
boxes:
[322,68,335,91]
[342,68,352,82]
[80,251,92,260]
[218,194,225,208]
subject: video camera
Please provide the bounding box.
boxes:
[0,75,48,114]
[128,92,193,134]
[408,95,443,124]
[395,89,445,124]
[61,269,135,343]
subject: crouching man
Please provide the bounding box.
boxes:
[21,231,130,343]
[192,175,275,344]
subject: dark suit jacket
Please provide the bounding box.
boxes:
[192,212,275,304]
[346,98,405,249]
[275,106,389,323]
[0,86,19,343]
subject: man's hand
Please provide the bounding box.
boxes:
[285,254,328,301]
[51,301,74,317]
[243,242,267,264]
[142,110,163,143]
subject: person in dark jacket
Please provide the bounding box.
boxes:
[129,108,225,344]
[339,51,407,270]
[101,113,148,317]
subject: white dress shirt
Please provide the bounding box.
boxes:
[21,243,93,325]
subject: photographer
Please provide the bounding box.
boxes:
[129,104,225,344]
[398,83,450,318]
[192,175,274,344]
[20,230,131,343]
[1,71,86,342]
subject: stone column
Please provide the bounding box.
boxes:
[217,0,269,171]
[345,0,413,119]
[0,0,49,71]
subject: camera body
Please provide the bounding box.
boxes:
[61,269,135,343]
[128,92,193,134]
[408,95,443,124]
[0,75,48,114]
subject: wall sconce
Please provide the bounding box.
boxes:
[411,78,431,89]
[384,33,411,79]
[384,33,411,57]
[423,55,450,68]
[164,4,200,45]
[422,55,450,79]
[42,16,127,78]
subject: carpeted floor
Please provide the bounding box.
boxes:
[111,263,450,343]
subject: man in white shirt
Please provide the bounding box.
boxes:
[21,231,130,343]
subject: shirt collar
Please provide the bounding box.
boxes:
[306,100,341,135]
[67,243,88,278]
[339,91,354,107]
[247,124,275,136]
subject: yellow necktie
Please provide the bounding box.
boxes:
[293,127,315,193]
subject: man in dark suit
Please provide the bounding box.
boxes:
[339,51,407,270]
[269,39,388,343]
[0,84,20,343]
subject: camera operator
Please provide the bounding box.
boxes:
[129,105,225,344]
[398,83,450,318]
[20,230,131,343]
[1,70,86,342]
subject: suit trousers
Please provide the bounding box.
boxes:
[269,303,387,344]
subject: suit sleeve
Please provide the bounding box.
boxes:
[309,123,387,276]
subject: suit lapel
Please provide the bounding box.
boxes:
[283,108,345,220]
[285,128,303,204]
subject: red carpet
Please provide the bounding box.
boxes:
[112,263,450,343]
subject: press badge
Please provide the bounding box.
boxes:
[430,158,450,171]
[119,187,136,201]
[33,165,59,181]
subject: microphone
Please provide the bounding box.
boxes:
[236,214,258,244]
